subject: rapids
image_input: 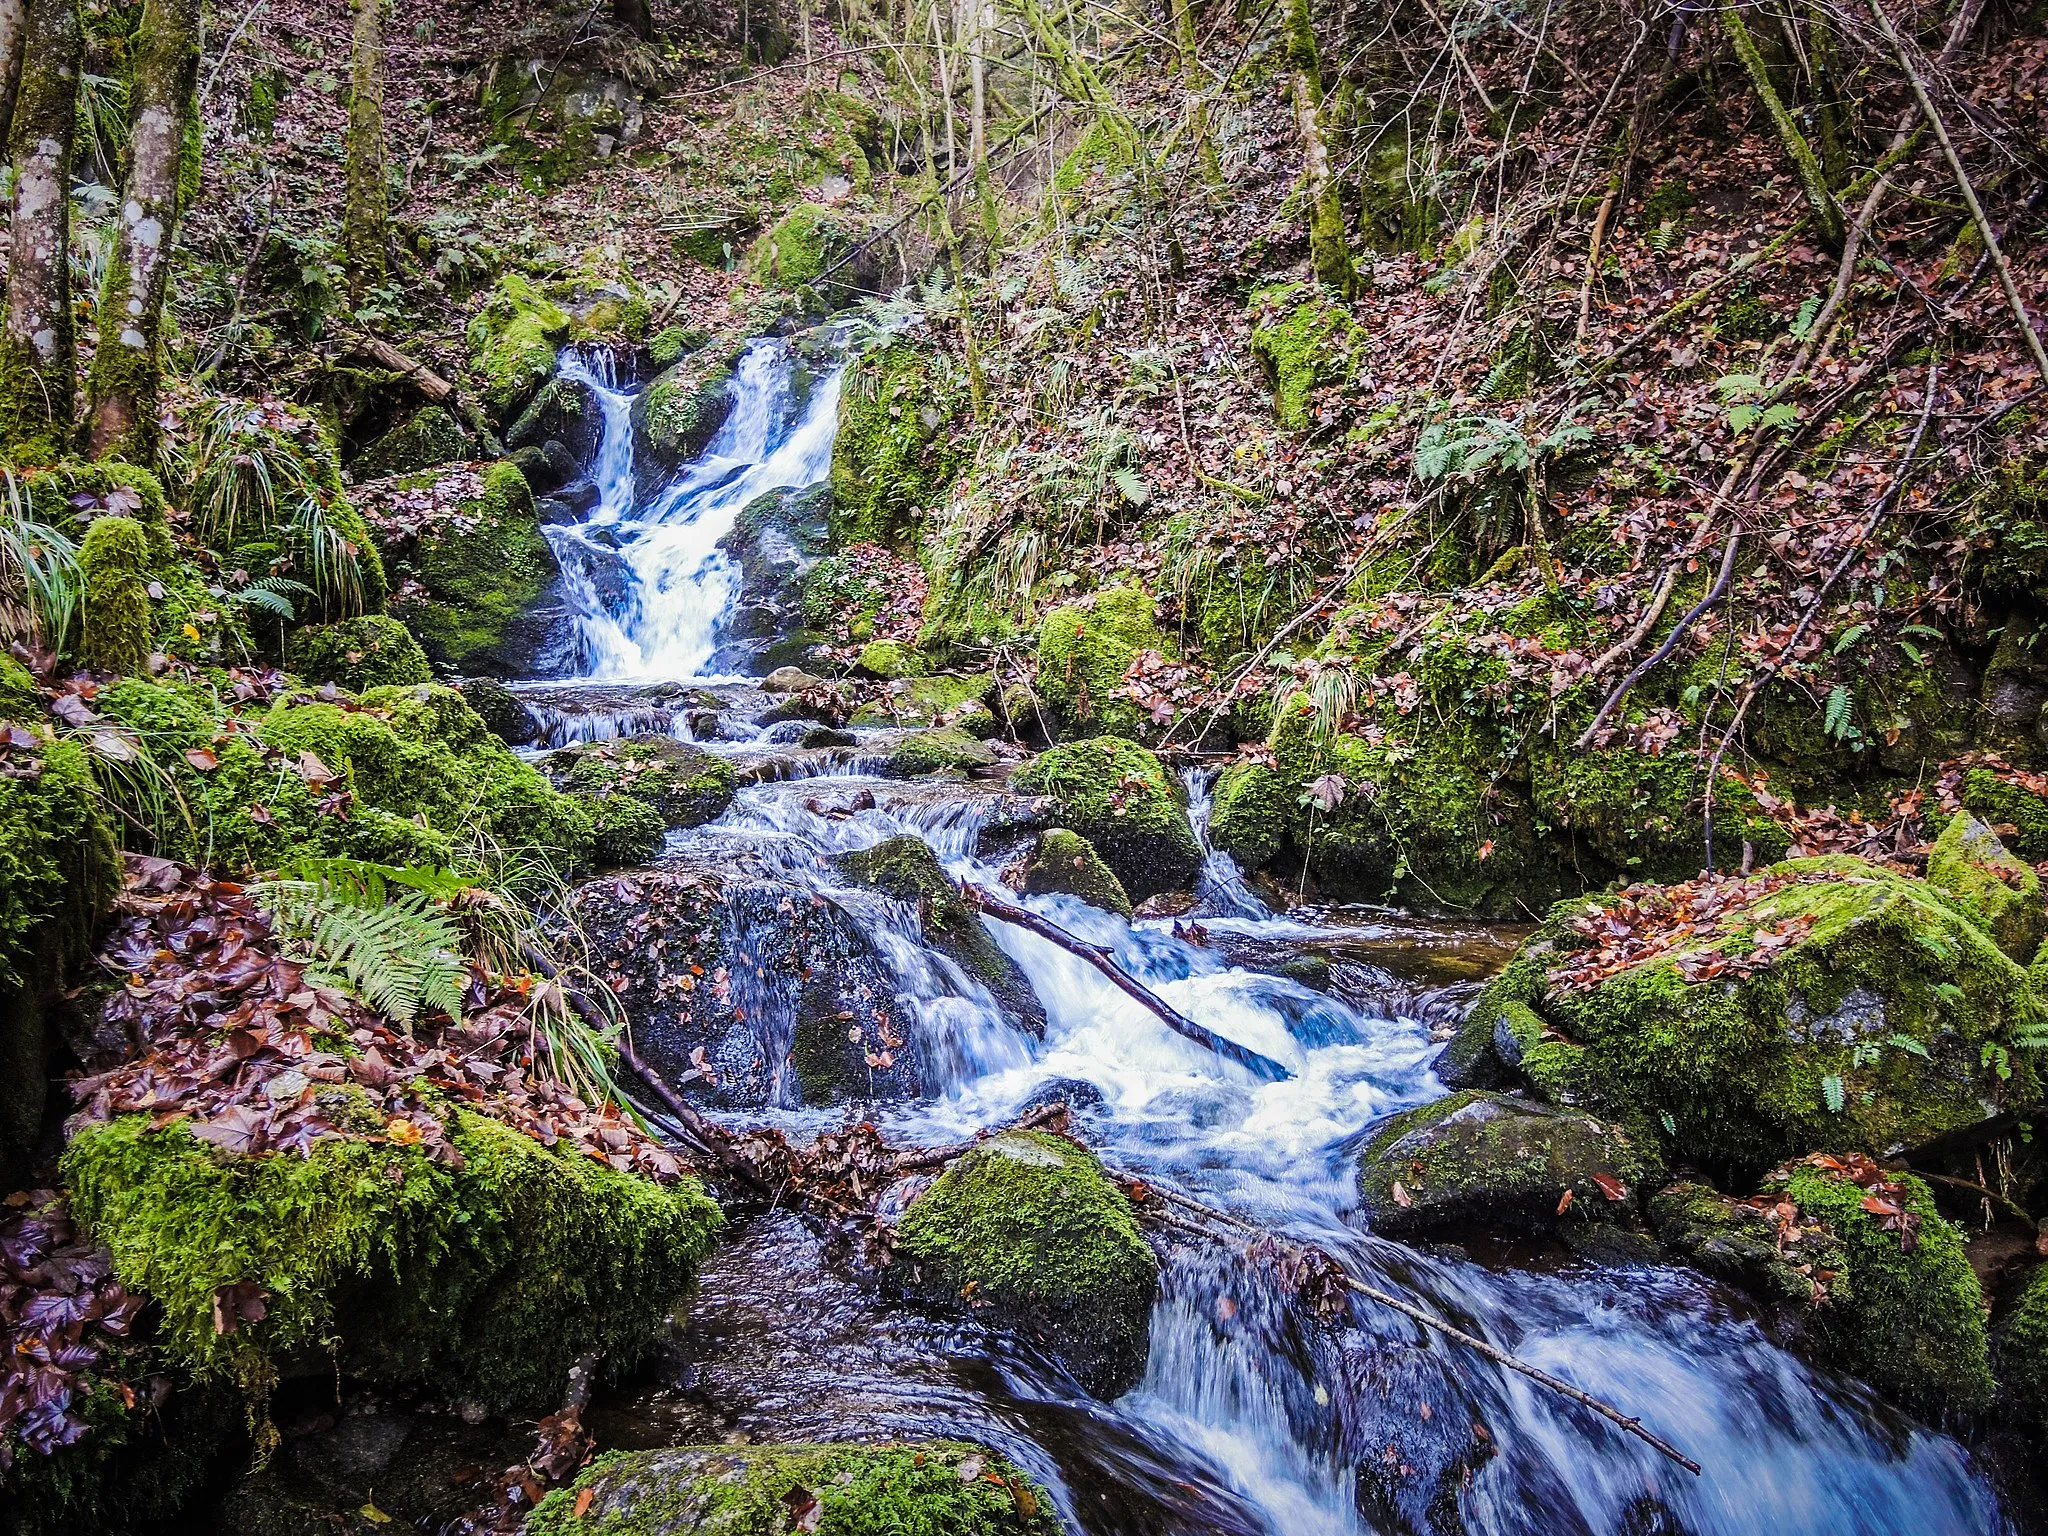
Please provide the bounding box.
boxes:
[528,339,2014,1535]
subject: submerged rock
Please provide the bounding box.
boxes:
[891,1129,1158,1397]
[1356,1090,1656,1236]
[1011,738,1200,900]
[1010,828,1133,918]
[526,1441,1063,1535]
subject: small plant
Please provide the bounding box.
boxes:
[0,470,84,649]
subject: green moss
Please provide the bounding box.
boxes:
[385,462,557,675]
[64,1108,721,1414]
[465,272,570,415]
[833,836,1043,1030]
[1961,768,2048,862]
[1478,858,2046,1176]
[856,638,918,677]
[646,323,709,369]
[1357,1090,1658,1235]
[284,614,433,691]
[1650,1180,1846,1312]
[1925,810,2044,961]
[79,516,152,675]
[1528,738,1787,884]
[894,1130,1157,1395]
[1032,585,1173,741]
[829,341,963,547]
[1995,1263,2048,1432]
[1210,760,1290,870]
[873,726,997,778]
[1775,1163,1991,1413]
[558,736,737,828]
[849,673,998,735]
[1012,737,1199,901]
[527,1441,1063,1536]
[578,790,668,869]
[741,202,859,302]
[1248,285,1362,430]
[0,652,39,719]
[632,342,741,474]
[356,405,468,477]
[1015,828,1133,918]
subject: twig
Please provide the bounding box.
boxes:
[1574,522,1743,750]
[961,883,1293,1081]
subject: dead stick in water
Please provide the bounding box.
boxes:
[960,884,1294,1082]
[1128,1177,1703,1475]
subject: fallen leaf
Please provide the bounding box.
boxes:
[1556,1188,1575,1215]
[573,1488,594,1518]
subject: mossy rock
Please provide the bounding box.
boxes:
[833,836,1045,1034]
[1032,585,1173,742]
[1357,1091,1658,1237]
[0,738,119,1185]
[1771,1161,1991,1414]
[1926,810,2045,960]
[557,735,737,828]
[1994,1262,2048,1434]
[855,638,919,678]
[1248,284,1363,431]
[631,342,743,478]
[526,1441,1064,1536]
[356,406,469,478]
[1013,829,1132,919]
[1649,1180,1849,1313]
[829,340,963,547]
[868,726,998,779]
[79,515,152,676]
[1961,768,2048,863]
[1011,738,1199,902]
[1461,857,2046,1176]
[848,673,999,736]
[64,1107,722,1415]
[579,791,668,869]
[454,676,539,747]
[466,272,571,417]
[892,1130,1157,1396]
[385,462,561,676]
[284,614,433,692]
[646,323,710,369]
[740,202,871,308]
[0,652,39,720]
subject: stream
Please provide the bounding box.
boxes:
[510,334,2015,1535]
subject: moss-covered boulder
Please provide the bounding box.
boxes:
[1926,810,2045,961]
[829,339,963,547]
[849,672,999,736]
[1032,585,1172,741]
[834,836,1045,1034]
[579,790,668,868]
[284,614,433,692]
[65,1107,722,1414]
[740,202,876,308]
[892,1130,1157,1396]
[1769,1158,1992,1414]
[383,462,561,676]
[527,1442,1063,1536]
[0,737,119,1185]
[466,271,570,417]
[1452,858,2046,1175]
[1649,1180,1849,1313]
[1357,1091,1657,1236]
[1960,766,2048,862]
[631,340,743,479]
[79,515,152,675]
[868,725,999,778]
[1011,738,1200,901]
[717,482,832,617]
[1248,283,1364,431]
[455,676,540,747]
[1012,828,1133,918]
[1995,1262,2048,1434]
[555,735,737,828]
[356,406,468,478]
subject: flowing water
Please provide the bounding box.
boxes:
[539,340,2013,1535]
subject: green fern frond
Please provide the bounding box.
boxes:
[257,879,468,1028]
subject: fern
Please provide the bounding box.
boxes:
[1822,684,1853,741]
[257,878,469,1028]
[1821,1074,1845,1114]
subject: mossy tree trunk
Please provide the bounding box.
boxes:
[84,0,200,466]
[1286,0,1352,295]
[0,0,81,460]
[344,0,387,305]
[0,0,27,150]
[1719,2,1844,249]
[1172,0,1222,193]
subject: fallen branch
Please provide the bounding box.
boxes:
[344,330,507,457]
[961,883,1294,1081]
[1124,1179,1703,1475]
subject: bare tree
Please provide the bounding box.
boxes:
[344,0,387,303]
[85,0,202,464]
[0,0,81,459]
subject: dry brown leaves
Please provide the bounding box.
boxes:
[1546,869,1844,991]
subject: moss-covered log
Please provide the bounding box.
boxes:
[0,0,81,460]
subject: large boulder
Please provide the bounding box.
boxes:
[1011,738,1200,901]
[891,1130,1158,1396]
[1031,584,1173,741]
[526,1441,1062,1535]
[1356,1091,1657,1237]
[1925,808,2046,961]
[1010,828,1133,918]
[1444,857,2046,1175]
[631,340,743,480]
[465,272,570,417]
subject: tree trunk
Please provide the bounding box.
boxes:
[1286,0,1352,295]
[613,0,654,39]
[84,0,200,465]
[344,0,387,304]
[0,0,81,460]
[0,0,27,152]
[1719,2,1844,249]
[1172,0,1222,192]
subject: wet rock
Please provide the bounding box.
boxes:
[526,1441,1062,1535]
[551,735,736,827]
[761,664,826,693]
[454,676,539,747]
[1356,1090,1657,1237]
[1011,738,1201,901]
[834,836,1046,1035]
[505,374,601,462]
[717,483,831,614]
[552,476,602,515]
[1925,810,2045,961]
[849,673,1000,735]
[1995,1262,2048,1437]
[1020,1077,1107,1116]
[891,1130,1158,1397]
[1010,828,1133,918]
[1651,1181,1848,1313]
[800,725,857,748]
[631,342,743,479]
[868,726,1001,778]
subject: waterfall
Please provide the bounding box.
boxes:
[547,338,844,681]
[1184,766,1274,920]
